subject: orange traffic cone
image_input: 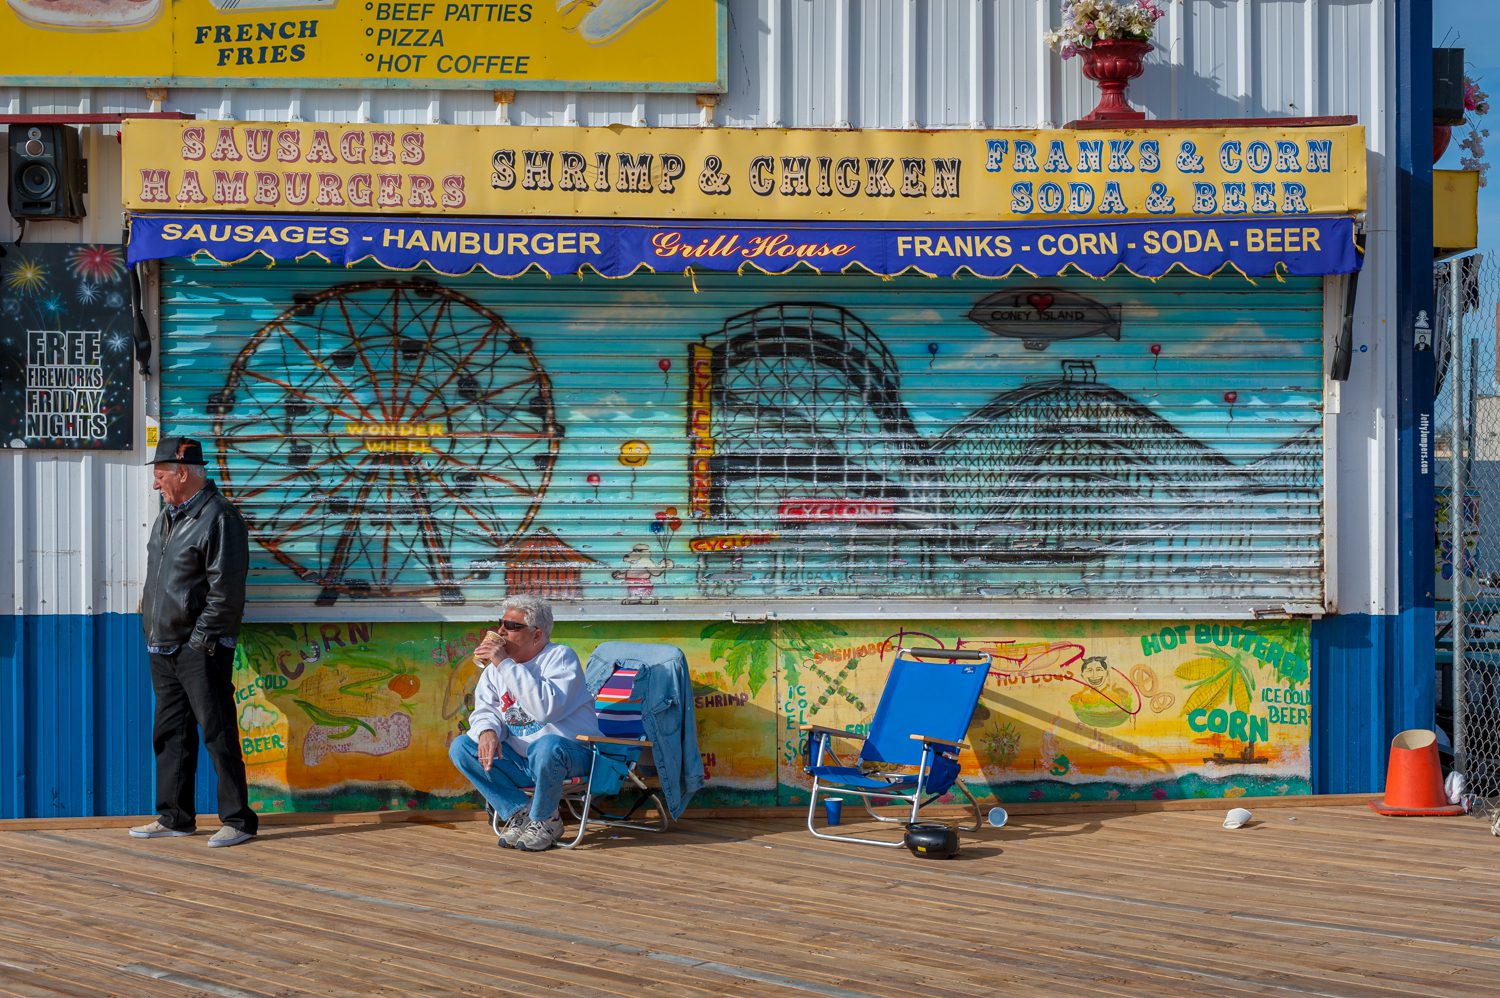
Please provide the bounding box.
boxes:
[1368,729,1465,816]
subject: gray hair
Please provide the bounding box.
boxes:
[163,462,206,484]
[502,594,554,640]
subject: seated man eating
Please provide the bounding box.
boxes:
[448,594,601,851]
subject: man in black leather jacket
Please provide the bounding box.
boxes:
[131,436,257,848]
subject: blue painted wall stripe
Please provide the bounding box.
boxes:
[1311,613,1384,794]
[1,614,159,819]
[2,613,24,817]
[1311,609,1436,794]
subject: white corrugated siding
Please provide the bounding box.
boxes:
[2,0,1380,129]
[0,120,151,618]
[1,0,1391,618]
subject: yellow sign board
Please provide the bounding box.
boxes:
[123,119,1367,222]
[0,0,722,91]
[1434,169,1479,253]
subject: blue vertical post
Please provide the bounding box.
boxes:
[1395,0,1437,752]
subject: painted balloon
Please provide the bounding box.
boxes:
[1223,391,1238,404]
[659,358,672,373]
[650,521,665,535]
[586,473,601,486]
[1150,344,1161,356]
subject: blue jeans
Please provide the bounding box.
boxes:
[448,732,596,822]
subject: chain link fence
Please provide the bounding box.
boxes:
[1436,252,1500,827]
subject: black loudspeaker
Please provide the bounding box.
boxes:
[8,124,87,220]
[903,822,960,859]
[1434,48,1466,126]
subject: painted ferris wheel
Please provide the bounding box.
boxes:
[209,279,559,604]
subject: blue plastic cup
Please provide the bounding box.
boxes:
[987,806,1009,828]
[824,798,844,826]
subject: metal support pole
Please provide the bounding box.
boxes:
[1451,257,1467,773]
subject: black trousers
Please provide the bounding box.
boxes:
[149,643,257,834]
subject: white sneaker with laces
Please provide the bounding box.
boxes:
[514,813,565,852]
[496,809,530,849]
[128,819,193,838]
[206,826,255,848]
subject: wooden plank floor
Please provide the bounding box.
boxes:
[2,805,1498,997]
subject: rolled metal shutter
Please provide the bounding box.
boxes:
[159,260,1325,616]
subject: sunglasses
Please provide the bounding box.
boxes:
[498,619,532,632]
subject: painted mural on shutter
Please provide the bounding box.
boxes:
[159,262,1325,613]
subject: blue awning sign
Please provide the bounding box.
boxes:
[125,212,1361,280]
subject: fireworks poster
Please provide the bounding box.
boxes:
[0,243,135,450]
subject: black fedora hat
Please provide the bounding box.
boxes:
[146,435,207,466]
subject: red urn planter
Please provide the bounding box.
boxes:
[1079,38,1151,122]
[1434,124,1454,164]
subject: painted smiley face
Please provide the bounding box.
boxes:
[618,440,651,467]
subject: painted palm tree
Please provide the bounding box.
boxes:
[699,618,849,696]
[1177,647,1257,716]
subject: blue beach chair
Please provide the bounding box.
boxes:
[488,649,674,850]
[801,647,992,847]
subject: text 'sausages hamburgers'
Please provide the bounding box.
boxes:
[7,0,162,31]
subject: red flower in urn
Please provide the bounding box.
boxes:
[1047,1,1164,122]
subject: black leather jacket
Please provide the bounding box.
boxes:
[142,480,250,650]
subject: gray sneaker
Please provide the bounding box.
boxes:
[128,819,193,838]
[496,808,530,849]
[513,813,565,852]
[206,826,255,848]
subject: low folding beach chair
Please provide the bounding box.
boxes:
[801,647,992,847]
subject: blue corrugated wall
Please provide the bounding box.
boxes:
[1,612,215,820]
[1311,611,1435,795]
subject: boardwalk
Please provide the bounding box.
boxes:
[2,804,1497,996]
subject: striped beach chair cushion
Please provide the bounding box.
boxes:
[595,666,643,739]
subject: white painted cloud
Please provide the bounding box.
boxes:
[239,704,279,730]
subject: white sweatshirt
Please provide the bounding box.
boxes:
[467,642,601,758]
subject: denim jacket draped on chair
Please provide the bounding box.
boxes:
[584,641,703,819]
